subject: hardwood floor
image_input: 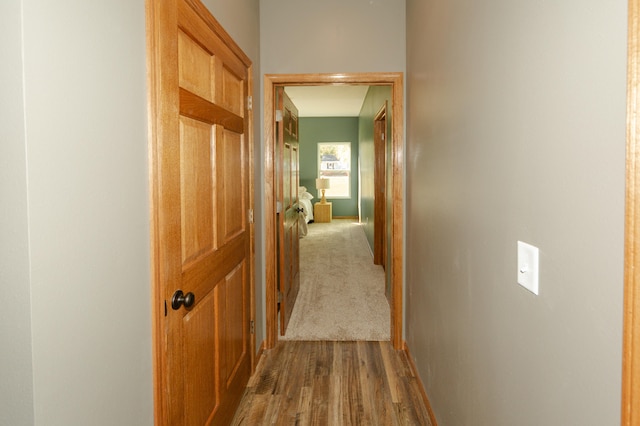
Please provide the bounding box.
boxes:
[231,341,433,425]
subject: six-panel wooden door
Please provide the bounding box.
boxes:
[148,0,253,424]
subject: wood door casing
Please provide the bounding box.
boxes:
[148,0,254,424]
[277,88,301,335]
[374,103,387,273]
[623,0,640,422]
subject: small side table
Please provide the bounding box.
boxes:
[314,202,332,223]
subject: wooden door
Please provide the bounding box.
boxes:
[148,0,254,424]
[277,88,301,335]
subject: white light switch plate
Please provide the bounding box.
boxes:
[517,241,539,295]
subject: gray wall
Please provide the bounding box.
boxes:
[1,1,260,425]
[260,0,406,74]
[1,1,35,424]
[406,0,627,424]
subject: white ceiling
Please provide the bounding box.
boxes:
[284,85,370,117]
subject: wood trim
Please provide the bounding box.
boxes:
[264,72,404,350]
[146,0,165,423]
[391,75,404,350]
[266,72,404,85]
[374,103,387,269]
[623,0,640,423]
[403,342,438,426]
[247,64,256,372]
[264,75,278,349]
[332,215,359,220]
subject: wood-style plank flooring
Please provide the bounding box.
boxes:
[231,341,433,425]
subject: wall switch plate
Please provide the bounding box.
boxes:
[517,241,539,295]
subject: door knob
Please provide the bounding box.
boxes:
[171,290,195,310]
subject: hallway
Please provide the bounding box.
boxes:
[282,220,390,341]
[232,340,433,425]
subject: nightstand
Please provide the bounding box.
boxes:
[314,202,332,223]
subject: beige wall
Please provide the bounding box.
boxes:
[406,0,627,424]
[1,1,261,424]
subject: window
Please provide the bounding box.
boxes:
[317,142,351,198]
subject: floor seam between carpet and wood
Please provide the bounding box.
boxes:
[281,219,390,341]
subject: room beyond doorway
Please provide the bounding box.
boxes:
[281,219,390,341]
[263,72,404,351]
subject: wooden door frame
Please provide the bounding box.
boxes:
[263,72,404,350]
[623,0,640,423]
[374,103,388,271]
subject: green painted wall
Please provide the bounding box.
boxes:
[358,86,392,254]
[299,117,359,217]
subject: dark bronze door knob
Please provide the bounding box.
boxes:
[171,290,195,310]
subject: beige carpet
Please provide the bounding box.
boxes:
[282,219,390,341]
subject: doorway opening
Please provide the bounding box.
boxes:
[263,72,404,350]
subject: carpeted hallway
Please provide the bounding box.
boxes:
[282,219,390,341]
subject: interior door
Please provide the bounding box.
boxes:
[277,88,301,335]
[148,0,253,424]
